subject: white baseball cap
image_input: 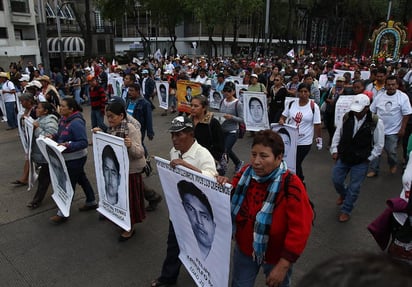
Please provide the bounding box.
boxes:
[350,94,370,112]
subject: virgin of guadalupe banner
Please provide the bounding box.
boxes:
[242,92,269,131]
[155,157,232,287]
[156,81,169,110]
[93,132,131,231]
[108,74,124,98]
[36,137,73,217]
[176,80,202,113]
[271,124,298,173]
[24,117,38,190]
[334,95,355,129]
[209,88,222,110]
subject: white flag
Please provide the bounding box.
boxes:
[154,49,163,61]
[287,49,295,58]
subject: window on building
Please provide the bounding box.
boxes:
[0,0,4,11]
[45,2,55,17]
[97,39,106,54]
[10,0,29,13]
[14,25,36,40]
[0,27,8,38]
[95,10,104,32]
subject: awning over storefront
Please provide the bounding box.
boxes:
[47,37,85,55]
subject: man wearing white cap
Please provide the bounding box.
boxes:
[330,94,384,222]
[19,74,30,92]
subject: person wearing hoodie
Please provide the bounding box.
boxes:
[49,97,97,224]
[27,101,59,208]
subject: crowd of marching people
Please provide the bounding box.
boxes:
[1,52,412,286]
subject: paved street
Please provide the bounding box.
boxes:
[0,102,404,287]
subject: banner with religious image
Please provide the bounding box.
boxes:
[36,137,73,217]
[93,132,131,231]
[209,88,223,110]
[24,117,38,190]
[271,124,298,173]
[243,92,270,131]
[156,81,169,110]
[155,157,232,287]
[176,80,202,113]
[335,95,355,128]
[108,74,124,98]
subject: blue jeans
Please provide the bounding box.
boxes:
[369,134,398,174]
[332,159,368,214]
[83,84,90,103]
[91,109,107,131]
[231,245,293,287]
[224,132,241,166]
[5,102,17,128]
[296,144,311,181]
[73,88,83,105]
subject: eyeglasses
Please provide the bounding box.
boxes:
[274,79,281,81]
[222,88,232,92]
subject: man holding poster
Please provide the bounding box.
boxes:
[151,116,217,287]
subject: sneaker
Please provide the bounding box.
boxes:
[366,171,377,178]
[235,161,244,173]
[49,215,68,224]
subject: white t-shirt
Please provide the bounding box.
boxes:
[1,80,16,102]
[282,100,321,145]
[370,90,412,135]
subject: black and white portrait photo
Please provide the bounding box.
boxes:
[271,123,298,173]
[156,81,169,110]
[243,92,269,131]
[178,180,216,260]
[209,89,222,110]
[36,136,74,216]
[93,132,130,231]
[156,157,232,287]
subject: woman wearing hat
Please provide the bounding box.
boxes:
[38,75,60,112]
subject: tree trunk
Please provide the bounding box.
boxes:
[231,16,239,57]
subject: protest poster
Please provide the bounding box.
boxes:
[156,81,169,109]
[231,76,243,85]
[17,111,29,154]
[242,92,270,131]
[335,95,355,128]
[176,80,202,113]
[24,117,37,190]
[93,132,131,231]
[209,88,222,110]
[36,137,73,217]
[156,157,232,287]
[235,84,248,104]
[108,74,124,98]
[271,124,298,173]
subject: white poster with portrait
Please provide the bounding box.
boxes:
[156,81,169,109]
[209,88,223,110]
[235,84,248,104]
[335,95,355,129]
[243,92,270,131]
[24,117,38,190]
[108,74,124,98]
[36,137,73,217]
[231,76,243,85]
[155,157,232,287]
[93,132,131,231]
[0,92,6,122]
[17,111,29,154]
[271,124,298,173]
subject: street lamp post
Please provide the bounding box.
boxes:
[54,0,65,69]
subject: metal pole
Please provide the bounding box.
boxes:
[264,0,270,56]
[386,0,392,21]
[37,0,50,75]
[54,0,64,69]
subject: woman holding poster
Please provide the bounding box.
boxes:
[279,83,322,182]
[95,101,146,241]
[49,98,97,224]
[218,130,313,287]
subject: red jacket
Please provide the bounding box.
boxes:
[89,85,106,113]
[232,166,313,264]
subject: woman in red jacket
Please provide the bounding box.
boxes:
[219,129,313,287]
